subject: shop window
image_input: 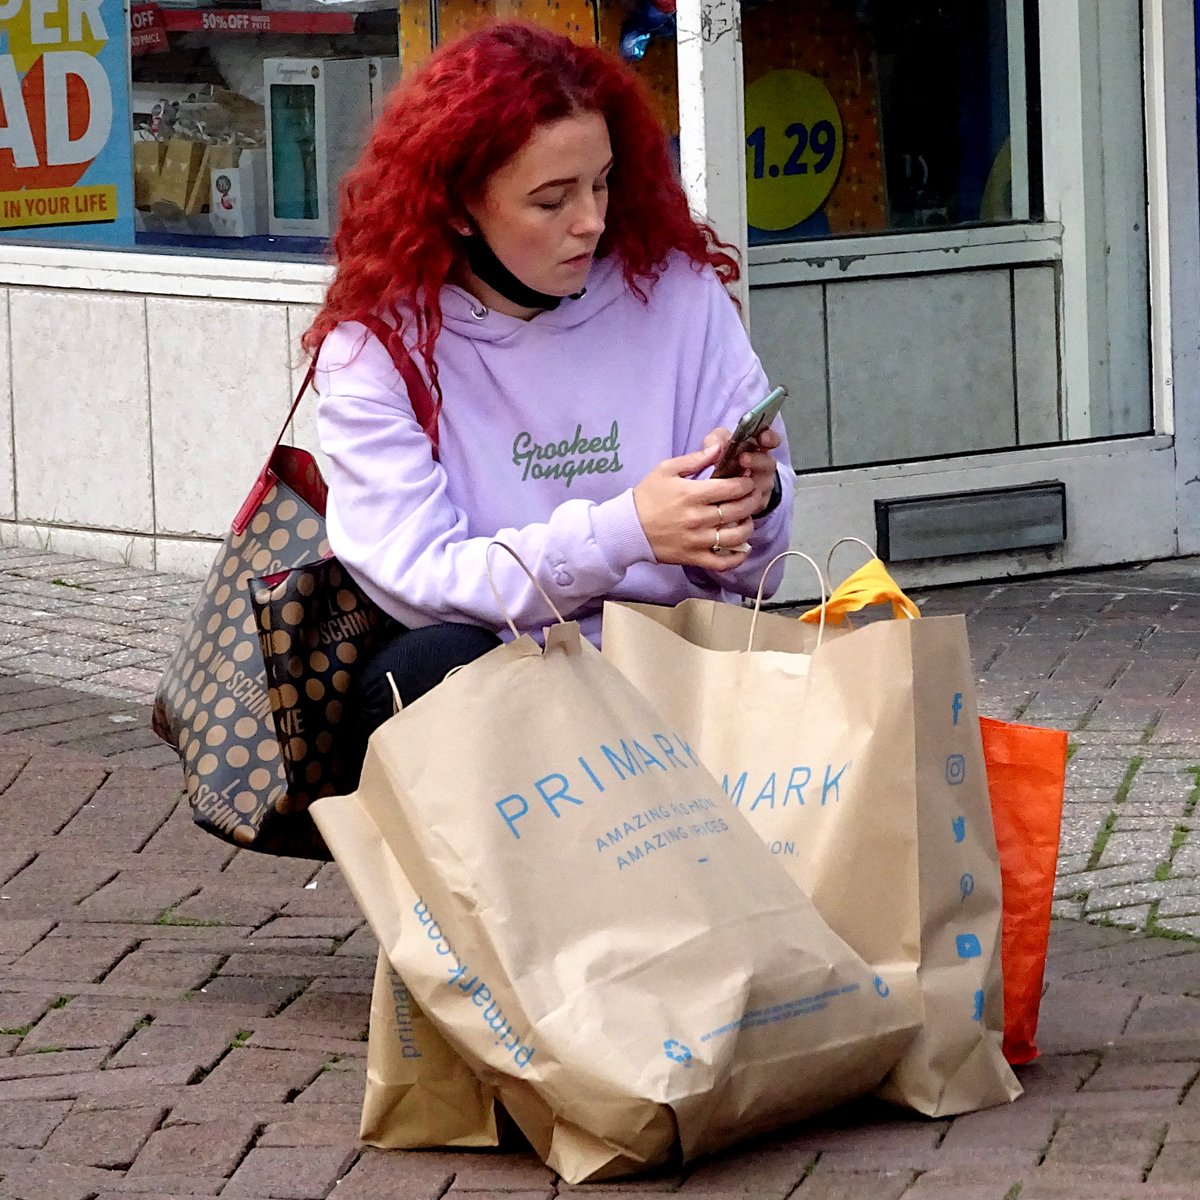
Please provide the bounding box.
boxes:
[742,0,1042,245]
[0,0,678,258]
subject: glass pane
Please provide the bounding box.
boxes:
[405,2,680,153]
[130,9,396,258]
[743,0,1037,244]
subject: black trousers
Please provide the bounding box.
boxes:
[356,621,503,739]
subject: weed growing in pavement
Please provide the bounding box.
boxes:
[1087,812,1119,872]
[154,907,226,928]
[321,1054,346,1071]
[50,577,96,591]
[0,1025,31,1037]
[1086,756,1145,871]
[230,1030,251,1048]
[49,995,73,1010]
[1002,1183,1023,1200]
[33,1047,63,1053]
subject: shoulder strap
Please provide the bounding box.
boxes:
[235,320,441,535]
[266,316,441,463]
[356,313,441,459]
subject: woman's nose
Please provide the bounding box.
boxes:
[572,194,606,237]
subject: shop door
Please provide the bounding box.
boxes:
[708,0,1192,597]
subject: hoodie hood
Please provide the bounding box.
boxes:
[440,254,632,345]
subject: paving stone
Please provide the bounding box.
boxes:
[17,1004,147,1053]
[126,1119,260,1178]
[9,936,136,985]
[255,1107,363,1147]
[325,1147,454,1200]
[0,1160,122,1200]
[0,1099,72,1147]
[106,1018,246,1072]
[76,874,201,924]
[789,1172,916,1200]
[190,1046,328,1101]
[0,992,59,1033]
[42,1104,167,1168]
[99,949,224,993]
[223,1145,359,1197]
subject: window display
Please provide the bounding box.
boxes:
[742,0,1040,244]
[127,0,679,257]
[130,3,397,255]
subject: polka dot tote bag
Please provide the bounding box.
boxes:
[151,320,439,858]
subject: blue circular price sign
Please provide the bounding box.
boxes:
[745,69,845,231]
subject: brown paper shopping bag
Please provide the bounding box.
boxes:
[363,951,502,1148]
[312,548,919,1183]
[313,777,500,1149]
[601,553,1020,1118]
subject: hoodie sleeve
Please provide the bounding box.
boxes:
[682,271,796,601]
[315,321,655,635]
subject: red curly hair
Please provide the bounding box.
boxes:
[303,20,739,400]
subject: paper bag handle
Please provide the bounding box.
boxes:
[824,535,877,583]
[799,545,921,626]
[484,542,567,638]
[750,551,826,652]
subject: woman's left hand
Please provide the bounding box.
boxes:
[703,425,782,515]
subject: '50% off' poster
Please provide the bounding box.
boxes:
[0,0,133,244]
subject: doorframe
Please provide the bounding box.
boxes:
[676,0,1200,594]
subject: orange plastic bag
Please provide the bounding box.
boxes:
[801,546,1066,1065]
[980,716,1067,1065]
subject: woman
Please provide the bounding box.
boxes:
[307,20,794,730]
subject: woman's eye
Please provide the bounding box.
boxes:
[536,196,567,211]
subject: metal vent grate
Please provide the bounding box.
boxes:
[875,481,1067,562]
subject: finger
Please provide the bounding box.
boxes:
[665,441,723,478]
[702,427,733,452]
[689,476,759,504]
[724,518,754,546]
[757,428,783,451]
[717,496,762,525]
[738,447,778,474]
[698,547,751,573]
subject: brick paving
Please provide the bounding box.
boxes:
[3,546,1200,1197]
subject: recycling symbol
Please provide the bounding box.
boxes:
[664,1039,693,1065]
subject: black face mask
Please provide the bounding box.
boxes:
[463,228,564,312]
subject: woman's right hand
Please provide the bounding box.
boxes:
[632,443,761,572]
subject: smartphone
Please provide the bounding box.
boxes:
[711,385,789,478]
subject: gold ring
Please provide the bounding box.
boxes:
[712,527,722,554]
[716,504,725,525]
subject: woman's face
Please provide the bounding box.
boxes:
[466,110,613,304]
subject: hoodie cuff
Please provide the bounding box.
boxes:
[590,489,656,575]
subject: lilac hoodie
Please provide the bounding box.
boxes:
[315,252,794,645]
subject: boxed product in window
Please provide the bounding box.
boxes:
[210,147,269,237]
[263,56,374,239]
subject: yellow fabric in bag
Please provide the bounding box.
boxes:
[800,557,920,625]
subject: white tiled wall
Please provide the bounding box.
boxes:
[146,297,292,539]
[0,268,1064,576]
[11,289,154,532]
